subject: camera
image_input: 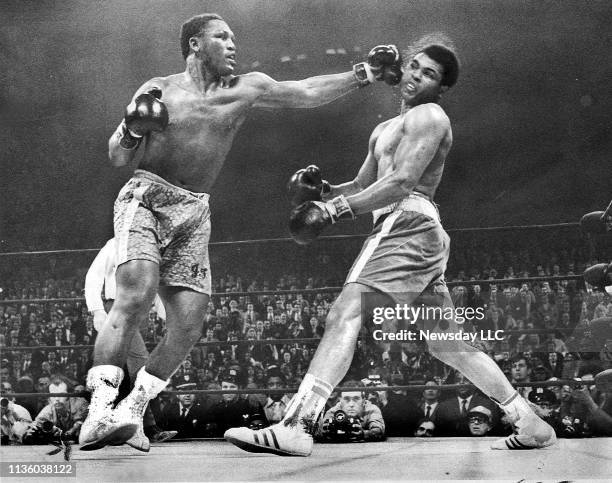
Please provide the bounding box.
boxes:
[323,410,363,442]
[0,397,9,408]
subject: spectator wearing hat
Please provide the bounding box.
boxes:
[161,382,205,439]
[467,406,493,436]
[204,368,265,437]
[380,371,420,436]
[437,373,498,437]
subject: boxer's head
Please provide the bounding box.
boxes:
[400,33,459,106]
[181,14,236,77]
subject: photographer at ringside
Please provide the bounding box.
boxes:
[23,379,87,444]
[317,380,385,442]
[1,381,32,444]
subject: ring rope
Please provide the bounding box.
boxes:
[6,380,585,400]
[0,222,582,257]
[0,274,587,307]
[0,328,578,353]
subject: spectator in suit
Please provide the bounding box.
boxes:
[380,371,420,436]
[417,380,442,426]
[204,368,265,437]
[161,382,204,439]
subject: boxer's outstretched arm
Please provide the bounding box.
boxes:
[345,104,449,215]
[251,71,362,109]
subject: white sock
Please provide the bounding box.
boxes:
[499,391,533,424]
[121,368,169,419]
[281,374,333,432]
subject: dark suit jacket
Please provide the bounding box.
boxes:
[381,392,421,436]
[161,402,207,438]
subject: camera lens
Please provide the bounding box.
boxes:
[0,398,9,408]
[41,421,55,433]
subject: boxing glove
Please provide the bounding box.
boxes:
[287,165,331,207]
[289,196,354,245]
[119,88,169,149]
[353,45,403,86]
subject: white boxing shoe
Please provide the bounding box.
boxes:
[126,424,150,452]
[225,422,313,456]
[491,412,557,450]
[79,414,138,451]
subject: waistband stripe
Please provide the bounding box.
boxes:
[134,169,210,202]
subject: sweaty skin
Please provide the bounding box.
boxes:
[326,52,452,213]
[108,20,360,193]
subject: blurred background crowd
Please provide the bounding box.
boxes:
[1,228,611,444]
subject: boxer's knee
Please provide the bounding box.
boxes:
[166,319,203,345]
[114,261,159,319]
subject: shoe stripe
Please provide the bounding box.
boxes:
[262,431,270,447]
[254,432,260,445]
[512,438,530,449]
[505,436,530,450]
[269,428,280,450]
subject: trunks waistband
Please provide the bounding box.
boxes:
[372,192,440,226]
[133,169,210,202]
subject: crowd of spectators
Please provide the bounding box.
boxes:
[1,232,611,444]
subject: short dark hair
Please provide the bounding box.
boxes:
[180,13,224,59]
[404,33,460,88]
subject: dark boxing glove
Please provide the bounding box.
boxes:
[289,195,355,245]
[353,45,403,86]
[119,88,169,149]
[287,164,331,207]
[583,263,612,292]
[581,211,611,234]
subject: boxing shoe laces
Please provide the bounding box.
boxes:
[491,412,557,450]
[126,423,150,452]
[79,413,138,451]
[225,422,313,457]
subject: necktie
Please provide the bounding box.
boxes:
[181,407,187,419]
[461,399,467,416]
[425,405,431,420]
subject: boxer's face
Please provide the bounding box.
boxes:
[197,20,236,76]
[401,53,446,106]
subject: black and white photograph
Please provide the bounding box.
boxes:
[1,1,611,481]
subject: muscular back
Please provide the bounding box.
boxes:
[134,72,269,192]
[372,103,451,199]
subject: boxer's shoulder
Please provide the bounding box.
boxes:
[403,103,450,128]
